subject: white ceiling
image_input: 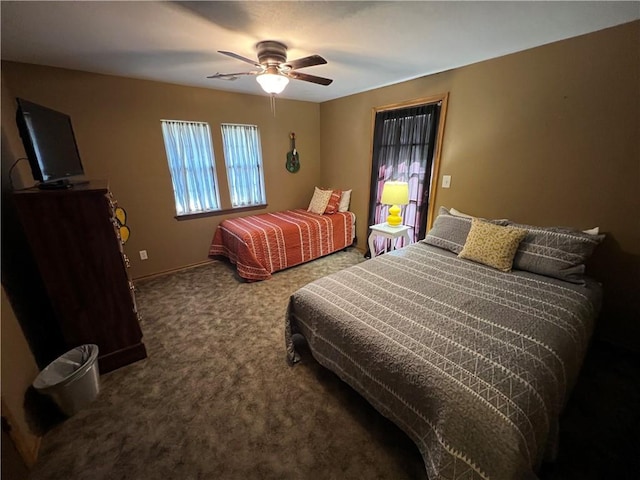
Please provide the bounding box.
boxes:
[2,1,638,103]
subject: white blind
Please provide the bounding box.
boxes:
[161,120,220,215]
[221,124,267,207]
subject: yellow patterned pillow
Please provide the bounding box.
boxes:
[307,187,332,214]
[459,219,527,272]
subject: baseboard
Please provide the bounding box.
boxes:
[98,342,147,374]
[133,259,216,283]
[1,396,41,468]
[350,244,365,254]
[132,245,368,283]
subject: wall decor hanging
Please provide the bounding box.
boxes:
[286,132,300,173]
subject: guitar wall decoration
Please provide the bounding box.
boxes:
[286,132,300,173]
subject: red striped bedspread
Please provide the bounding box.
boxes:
[209,209,356,281]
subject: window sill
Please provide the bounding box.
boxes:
[174,204,268,221]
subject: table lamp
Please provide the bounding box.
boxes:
[381,181,409,227]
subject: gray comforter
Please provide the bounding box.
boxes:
[285,242,601,479]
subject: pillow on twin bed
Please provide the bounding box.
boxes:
[422,207,508,254]
[318,187,351,213]
[323,190,343,214]
[338,189,352,212]
[458,219,527,272]
[308,187,332,215]
[508,221,605,284]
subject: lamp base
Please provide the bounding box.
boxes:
[386,205,402,227]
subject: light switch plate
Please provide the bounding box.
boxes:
[442,175,451,188]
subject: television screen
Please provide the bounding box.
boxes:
[16,98,85,185]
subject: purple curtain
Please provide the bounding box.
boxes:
[366,103,440,256]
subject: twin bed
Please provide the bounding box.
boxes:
[209,208,355,281]
[285,208,603,479]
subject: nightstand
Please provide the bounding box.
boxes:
[368,223,412,257]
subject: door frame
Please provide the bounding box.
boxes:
[369,92,449,232]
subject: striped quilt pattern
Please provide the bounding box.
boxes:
[209,209,355,281]
[286,242,601,479]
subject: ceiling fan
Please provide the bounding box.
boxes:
[207,40,333,94]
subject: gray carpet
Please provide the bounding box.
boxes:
[27,248,639,480]
[28,249,427,480]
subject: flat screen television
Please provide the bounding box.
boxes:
[15,98,86,188]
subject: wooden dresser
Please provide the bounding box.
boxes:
[12,180,147,373]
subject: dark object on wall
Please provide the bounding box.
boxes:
[12,181,147,373]
[286,132,300,173]
[15,98,86,188]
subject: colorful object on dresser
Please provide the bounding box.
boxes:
[286,132,300,173]
[114,206,130,244]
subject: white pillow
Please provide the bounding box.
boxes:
[449,207,473,218]
[583,227,600,235]
[338,189,352,212]
[308,187,332,214]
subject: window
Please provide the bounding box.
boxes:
[367,102,442,256]
[161,120,220,216]
[221,124,267,207]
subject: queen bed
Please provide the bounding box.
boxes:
[285,208,604,479]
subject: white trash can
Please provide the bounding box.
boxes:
[33,344,100,416]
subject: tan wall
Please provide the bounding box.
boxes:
[1,62,321,278]
[320,21,640,348]
[1,74,41,466]
[1,287,41,466]
[2,23,638,348]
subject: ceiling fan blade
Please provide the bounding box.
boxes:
[218,51,261,67]
[286,71,333,86]
[207,71,258,80]
[283,55,327,71]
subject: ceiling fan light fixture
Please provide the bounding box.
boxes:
[211,41,332,92]
[256,72,289,94]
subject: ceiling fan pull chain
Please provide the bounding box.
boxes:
[270,94,276,117]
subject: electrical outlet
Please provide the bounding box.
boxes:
[139,250,148,260]
[442,175,452,188]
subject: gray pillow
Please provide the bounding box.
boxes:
[422,207,508,254]
[509,222,605,284]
